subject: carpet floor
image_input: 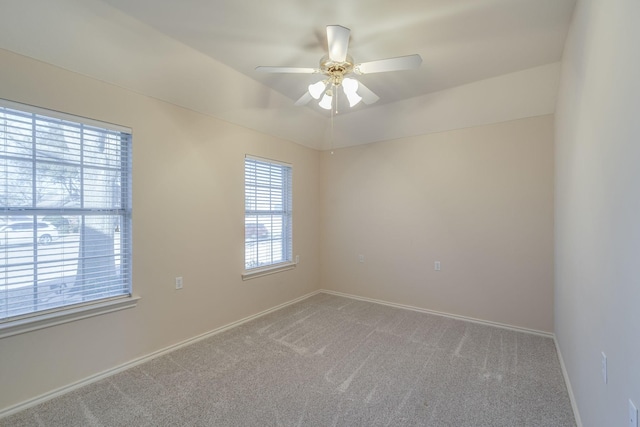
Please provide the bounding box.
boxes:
[1,293,576,426]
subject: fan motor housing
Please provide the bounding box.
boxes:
[320,54,354,85]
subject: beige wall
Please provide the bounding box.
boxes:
[0,46,559,412]
[555,0,640,425]
[0,49,321,411]
[329,63,561,149]
[320,115,555,332]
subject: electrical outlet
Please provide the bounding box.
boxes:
[358,254,365,263]
[295,255,300,264]
[630,399,638,427]
[601,352,607,384]
[175,276,183,290]
[434,261,441,271]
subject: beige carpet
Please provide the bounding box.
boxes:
[1,293,576,426]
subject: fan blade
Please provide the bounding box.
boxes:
[294,92,313,106]
[327,25,350,62]
[356,54,422,74]
[255,66,318,74]
[356,81,380,105]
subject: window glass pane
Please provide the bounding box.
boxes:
[35,117,82,164]
[0,108,33,158]
[83,167,122,209]
[0,160,33,207]
[83,127,123,167]
[35,162,81,208]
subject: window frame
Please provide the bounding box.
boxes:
[0,99,136,338]
[242,155,295,280]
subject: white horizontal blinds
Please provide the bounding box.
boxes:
[0,101,132,321]
[245,156,292,270]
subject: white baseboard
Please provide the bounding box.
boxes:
[0,289,322,419]
[319,289,554,338]
[554,336,583,427]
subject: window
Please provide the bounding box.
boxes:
[244,156,292,275]
[0,100,132,325]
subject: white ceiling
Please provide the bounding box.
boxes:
[99,0,577,109]
[0,0,576,149]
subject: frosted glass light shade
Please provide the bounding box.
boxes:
[342,78,362,107]
[308,81,326,99]
[319,92,333,109]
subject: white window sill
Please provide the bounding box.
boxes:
[0,295,140,339]
[242,262,297,281]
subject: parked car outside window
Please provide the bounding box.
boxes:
[245,223,269,241]
[0,222,59,246]
[42,215,79,234]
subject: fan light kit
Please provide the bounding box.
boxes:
[256,25,422,111]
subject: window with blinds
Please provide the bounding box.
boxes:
[244,156,292,271]
[0,100,132,322]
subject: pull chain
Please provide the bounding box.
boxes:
[330,94,335,155]
[330,83,336,154]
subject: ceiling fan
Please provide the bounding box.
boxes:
[256,25,422,111]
